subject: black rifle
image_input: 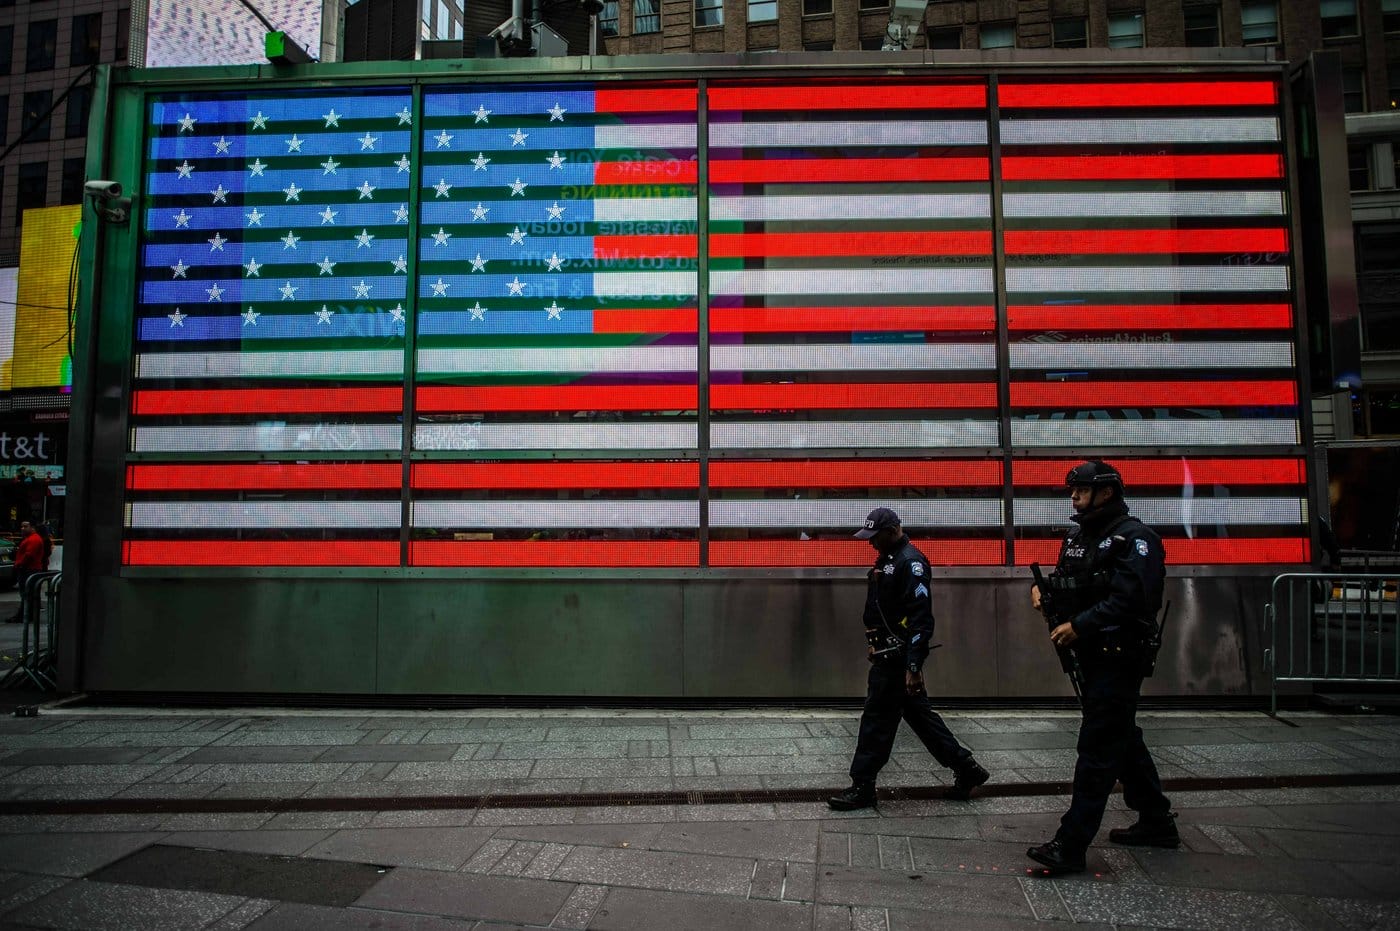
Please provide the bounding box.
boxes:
[1142,599,1170,678]
[1031,562,1083,704]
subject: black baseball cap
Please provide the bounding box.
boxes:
[854,507,901,539]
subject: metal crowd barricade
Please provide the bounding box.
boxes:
[0,570,62,690]
[1265,570,1400,715]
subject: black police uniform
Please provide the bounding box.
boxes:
[1044,497,1172,852]
[848,535,976,788]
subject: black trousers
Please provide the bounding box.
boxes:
[849,659,972,785]
[1057,652,1172,849]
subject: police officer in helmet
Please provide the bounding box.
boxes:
[1027,461,1179,875]
[828,507,989,810]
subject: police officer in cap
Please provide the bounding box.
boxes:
[829,507,989,810]
[1026,461,1179,875]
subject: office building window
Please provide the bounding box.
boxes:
[1108,11,1144,48]
[635,0,659,33]
[66,84,93,138]
[1356,224,1400,352]
[71,12,102,66]
[858,0,886,8]
[1241,1,1278,45]
[1320,0,1357,39]
[600,1,618,36]
[21,90,52,142]
[0,95,6,146]
[1343,67,1365,113]
[804,0,832,15]
[1385,0,1400,33]
[803,39,834,49]
[0,25,12,74]
[116,7,129,63]
[60,157,85,205]
[1349,143,1371,191]
[17,162,47,224]
[749,0,777,22]
[860,34,884,50]
[979,22,1014,49]
[927,26,960,49]
[1184,4,1220,46]
[696,0,722,27]
[26,19,58,71]
[1052,17,1087,48]
[1389,64,1400,109]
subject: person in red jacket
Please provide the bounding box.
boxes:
[10,521,45,623]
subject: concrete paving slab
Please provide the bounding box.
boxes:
[316,745,460,763]
[242,901,477,930]
[174,747,328,764]
[492,822,666,849]
[3,879,248,931]
[816,865,1036,920]
[588,885,811,931]
[354,866,575,926]
[0,833,167,878]
[652,821,820,862]
[303,826,498,872]
[551,844,755,896]
[1130,848,1378,898]
[159,829,333,858]
[1053,879,1307,930]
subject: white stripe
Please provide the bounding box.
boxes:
[592,198,698,222]
[594,123,697,149]
[593,271,696,298]
[414,422,695,450]
[711,343,995,371]
[418,346,695,375]
[709,498,1003,528]
[413,500,698,528]
[711,194,991,222]
[1003,191,1285,218]
[128,501,401,529]
[1014,497,1305,526]
[710,120,988,148]
[131,424,403,452]
[1009,342,1295,369]
[711,268,993,297]
[1000,117,1279,145]
[712,420,999,449]
[1007,266,1289,293]
[1010,419,1299,446]
[136,350,403,379]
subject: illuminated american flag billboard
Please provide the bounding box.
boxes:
[122,73,1310,569]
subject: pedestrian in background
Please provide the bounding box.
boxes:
[10,520,44,623]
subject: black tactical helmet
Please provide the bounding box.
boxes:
[1065,460,1123,493]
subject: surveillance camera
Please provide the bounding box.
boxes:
[579,0,605,13]
[84,180,123,200]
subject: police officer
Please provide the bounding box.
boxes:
[828,507,989,810]
[1026,461,1179,875]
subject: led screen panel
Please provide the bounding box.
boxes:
[143,0,324,67]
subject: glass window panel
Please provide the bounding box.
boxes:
[1107,11,1144,48]
[71,12,102,66]
[600,0,619,35]
[1350,143,1372,190]
[858,0,886,9]
[17,162,47,224]
[1320,0,1358,39]
[115,7,129,63]
[60,156,84,205]
[749,0,777,23]
[1241,1,1278,45]
[696,0,723,27]
[0,25,12,74]
[26,19,57,71]
[927,26,961,49]
[979,22,1014,49]
[1052,18,1087,48]
[0,95,6,146]
[635,0,660,33]
[66,84,92,139]
[22,90,52,141]
[1385,0,1400,33]
[1343,67,1365,113]
[804,0,832,15]
[1183,4,1220,47]
[803,40,834,50]
[860,35,884,50]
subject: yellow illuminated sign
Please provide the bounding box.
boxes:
[11,205,80,391]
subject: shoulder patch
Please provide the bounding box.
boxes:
[1135,539,1150,557]
[911,562,924,576]
[1098,538,1113,549]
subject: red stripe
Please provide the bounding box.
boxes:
[711,460,1002,487]
[1011,457,1307,487]
[712,306,996,333]
[998,81,1279,108]
[1005,229,1289,255]
[413,461,699,490]
[710,539,1005,567]
[411,540,699,567]
[1002,155,1283,181]
[712,231,992,258]
[416,385,697,413]
[595,160,699,185]
[593,86,699,113]
[708,83,987,111]
[127,463,401,491]
[1008,304,1293,331]
[712,382,997,410]
[1011,380,1297,407]
[132,387,402,416]
[593,309,698,333]
[123,540,400,567]
[594,235,697,260]
[1015,537,1308,566]
[710,158,989,184]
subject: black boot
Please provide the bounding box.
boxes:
[1109,813,1180,848]
[1026,838,1086,875]
[946,759,989,800]
[827,782,877,811]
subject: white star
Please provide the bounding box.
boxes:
[241,307,260,326]
[357,180,376,200]
[281,231,301,250]
[430,278,449,297]
[168,308,187,326]
[547,101,566,121]
[173,209,192,228]
[354,229,375,248]
[207,232,228,251]
[206,283,225,302]
[177,112,197,132]
[170,260,189,278]
[394,155,411,173]
[247,158,266,177]
[431,228,452,247]
[244,258,262,276]
[545,252,565,271]
[434,129,454,148]
[434,178,453,198]
[279,281,299,300]
[391,254,408,273]
[315,305,334,324]
[506,276,526,296]
[321,156,340,175]
[396,107,412,125]
[317,256,337,275]
[508,226,527,245]
[471,153,491,171]
[359,132,378,150]
[245,207,265,226]
[250,111,269,129]
[472,104,491,123]
[470,253,487,272]
[545,300,563,320]
[509,178,528,196]
[509,128,528,147]
[546,151,566,170]
[319,206,339,225]
[468,301,486,321]
[389,303,406,322]
[210,184,229,203]
[322,108,341,127]
[546,202,565,220]
[392,205,409,223]
[213,136,231,154]
[470,203,489,221]
[286,134,304,153]
[353,280,372,299]
[176,160,195,179]
[283,182,302,202]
